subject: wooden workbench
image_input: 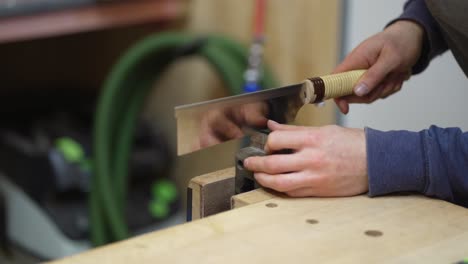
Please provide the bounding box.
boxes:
[50,190,468,263]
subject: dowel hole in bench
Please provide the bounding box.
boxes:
[306,219,319,224]
[265,203,278,208]
[364,230,383,237]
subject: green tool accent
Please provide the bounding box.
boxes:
[148,180,177,220]
[152,180,178,203]
[55,137,84,163]
[149,200,170,219]
[91,32,278,246]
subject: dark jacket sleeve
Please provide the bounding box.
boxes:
[387,0,448,74]
[366,126,468,208]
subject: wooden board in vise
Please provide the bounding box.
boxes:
[187,167,278,220]
[187,167,235,220]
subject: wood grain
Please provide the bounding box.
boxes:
[189,167,278,218]
[231,188,277,209]
[50,194,468,264]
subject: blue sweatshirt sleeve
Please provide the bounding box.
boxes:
[366,126,468,207]
[387,0,448,74]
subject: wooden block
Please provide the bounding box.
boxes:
[188,167,278,220]
[50,195,468,264]
[231,188,278,209]
[187,167,235,221]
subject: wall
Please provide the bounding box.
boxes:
[341,0,468,131]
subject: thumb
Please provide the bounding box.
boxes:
[354,51,398,96]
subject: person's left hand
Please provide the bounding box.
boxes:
[243,120,368,197]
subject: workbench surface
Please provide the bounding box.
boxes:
[50,193,468,263]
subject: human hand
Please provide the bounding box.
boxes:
[196,102,269,150]
[334,20,425,114]
[243,120,368,197]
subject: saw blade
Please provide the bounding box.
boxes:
[175,83,304,156]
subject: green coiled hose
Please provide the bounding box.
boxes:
[91,32,278,246]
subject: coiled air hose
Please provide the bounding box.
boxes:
[91,32,278,246]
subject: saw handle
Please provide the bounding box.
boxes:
[300,69,366,104]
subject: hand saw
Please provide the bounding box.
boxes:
[175,69,366,155]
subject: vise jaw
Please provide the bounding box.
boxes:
[235,130,269,194]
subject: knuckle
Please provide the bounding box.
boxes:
[304,130,319,144]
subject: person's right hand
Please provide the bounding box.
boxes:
[334,20,425,114]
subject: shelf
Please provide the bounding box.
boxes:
[0,0,185,44]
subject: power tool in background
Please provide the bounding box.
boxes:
[0,90,180,260]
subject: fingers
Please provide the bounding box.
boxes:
[267,120,308,131]
[334,98,349,115]
[380,73,404,99]
[342,84,386,104]
[244,153,306,174]
[334,31,410,109]
[333,46,372,74]
[353,49,400,97]
[264,129,318,153]
[335,70,407,107]
[253,171,309,192]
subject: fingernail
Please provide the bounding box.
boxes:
[243,158,250,168]
[268,120,279,125]
[354,83,369,96]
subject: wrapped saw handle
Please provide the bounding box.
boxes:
[300,69,366,104]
